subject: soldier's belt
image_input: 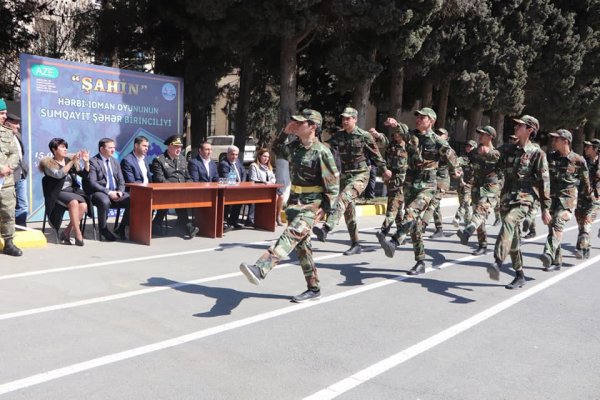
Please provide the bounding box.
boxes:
[291,185,324,194]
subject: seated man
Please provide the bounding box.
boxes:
[151,135,199,239]
[121,135,151,184]
[218,145,246,230]
[84,138,130,241]
[188,141,219,182]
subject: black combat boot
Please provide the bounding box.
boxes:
[472,245,487,256]
[381,237,399,258]
[523,230,536,239]
[429,227,444,239]
[2,238,23,257]
[407,260,426,275]
[486,258,501,281]
[583,248,590,259]
[343,242,363,256]
[456,228,470,246]
[312,225,330,242]
[505,270,526,289]
[375,228,389,248]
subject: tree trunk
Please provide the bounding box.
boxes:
[584,121,595,141]
[389,63,404,120]
[437,79,450,129]
[573,123,585,154]
[234,55,254,153]
[278,34,298,131]
[421,80,433,108]
[466,106,483,141]
[352,49,377,124]
[490,110,505,146]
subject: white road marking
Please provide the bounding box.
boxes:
[303,253,600,400]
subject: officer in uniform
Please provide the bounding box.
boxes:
[0,99,22,256]
[372,121,409,243]
[488,115,551,289]
[151,135,199,238]
[312,107,390,256]
[379,108,459,275]
[456,126,501,256]
[453,140,477,227]
[4,113,28,226]
[421,128,452,238]
[541,129,591,270]
[575,138,600,259]
[240,109,339,303]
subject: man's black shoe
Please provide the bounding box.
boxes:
[505,270,526,289]
[407,260,426,275]
[312,225,329,242]
[2,239,22,257]
[291,289,321,303]
[343,243,362,256]
[487,259,501,281]
[540,253,552,270]
[223,224,234,234]
[456,228,470,246]
[239,263,263,285]
[583,248,590,259]
[429,228,443,239]
[523,230,536,239]
[186,223,200,239]
[375,230,387,248]
[231,223,244,230]
[100,228,117,242]
[472,246,487,256]
[381,238,399,258]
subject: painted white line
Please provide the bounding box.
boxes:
[303,253,600,400]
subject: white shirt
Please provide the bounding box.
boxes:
[135,154,149,184]
[201,155,211,177]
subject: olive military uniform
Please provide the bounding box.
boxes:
[0,124,21,255]
[575,140,600,257]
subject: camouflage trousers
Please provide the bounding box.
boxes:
[392,187,436,261]
[255,204,320,290]
[0,185,16,239]
[464,185,499,247]
[422,177,450,230]
[454,184,472,224]
[494,203,530,271]
[381,185,404,233]
[523,202,539,233]
[543,201,572,264]
[575,200,600,250]
[325,170,370,243]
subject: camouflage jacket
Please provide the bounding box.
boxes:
[0,125,19,187]
[469,145,501,198]
[456,155,474,187]
[151,151,192,183]
[499,141,551,211]
[547,150,591,210]
[384,139,408,190]
[273,132,339,213]
[582,155,600,201]
[392,127,458,190]
[328,126,387,175]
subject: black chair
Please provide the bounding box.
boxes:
[89,205,122,241]
[41,176,88,243]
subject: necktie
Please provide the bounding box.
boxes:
[232,163,240,181]
[106,159,116,190]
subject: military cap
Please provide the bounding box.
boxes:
[291,108,323,126]
[397,122,409,135]
[435,128,449,136]
[0,98,6,111]
[414,107,437,120]
[164,135,183,146]
[6,113,20,122]
[466,140,477,148]
[340,107,358,118]
[513,115,539,131]
[476,125,497,138]
[549,129,572,142]
[583,138,600,148]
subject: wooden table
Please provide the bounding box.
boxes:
[127,182,281,245]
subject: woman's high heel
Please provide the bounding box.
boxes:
[74,237,84,247]
[60,231,72,245]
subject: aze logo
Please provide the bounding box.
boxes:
[31,64,59,79]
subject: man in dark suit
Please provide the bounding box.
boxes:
[151,135,199,239]
[218,145,246,230]
[84,138,130,241]
[188,141,219,182]
[121,135,152,184]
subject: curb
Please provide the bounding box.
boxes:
[355,195,459,217]
[0,227,47,250]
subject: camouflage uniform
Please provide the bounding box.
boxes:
[385,126,457,262]
[0,123,20,253]
[575,144,600,256]
[454,152,475,225]
[543,147,590,266]
[494,140,550,272]
[323,125,387,243]
[422,158,450,231]
[251,120,339,292]
[379,125,408,234]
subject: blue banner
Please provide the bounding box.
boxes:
[19,54,184,221]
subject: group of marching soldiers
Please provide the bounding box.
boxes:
[240,106,600,302]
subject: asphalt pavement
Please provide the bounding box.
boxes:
[0,204,599,399]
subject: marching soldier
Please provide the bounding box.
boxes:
[574,139,600,259]
[453,140,477,227]
[488,115,550,289]
[312,107,391,256]
[379,108,459,275]
[240,109,339,303]
[456,126,501,256]
[541,129,591,270]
